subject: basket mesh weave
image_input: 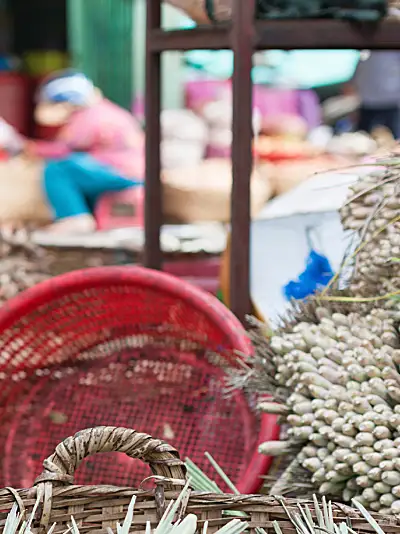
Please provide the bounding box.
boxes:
[0,267,278,493]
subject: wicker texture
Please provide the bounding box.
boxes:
[1,426,400,534]
[35,426,185,487]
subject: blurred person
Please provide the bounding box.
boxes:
[347,51,400,138]
[24,69,144,234]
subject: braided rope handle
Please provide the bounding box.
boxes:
[34,426,186,486]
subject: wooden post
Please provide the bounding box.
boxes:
[230,0,255,322]
[144,0,162,269]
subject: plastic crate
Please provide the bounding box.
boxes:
[95,186,144,230]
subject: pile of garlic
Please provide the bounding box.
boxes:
[339,166,400,315]
[0,229,51,304]
[258,305,400,514]
[252,161,400,513]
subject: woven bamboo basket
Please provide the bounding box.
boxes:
[3,425,400,534]
[162,160,272,223]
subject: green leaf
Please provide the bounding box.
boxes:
[120,496,137,534]
[351,499,386,534]
[3,505,20,534]
[273,521,284,534]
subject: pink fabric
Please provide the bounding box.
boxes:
[185,80,231,112]
[297,90,322,129]
[185,80,303,158]
[206,145,231,158]
[132,95,145,124]
[185,80,299,117]
[32,99,145,179]
[253,87,298,117]
[185,79,320,128]
[32,141,69,159]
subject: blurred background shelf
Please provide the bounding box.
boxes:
[149,19,400,51]
[145,0,400,323]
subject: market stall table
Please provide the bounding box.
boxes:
[32,224,227,288]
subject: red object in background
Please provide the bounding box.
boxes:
[0,266,279,493]
[30,76,62,140]
[164,257,221,295]
[95,186,145,230]
[97,186,220,294]
[34,123,62,141]
[185,79,299,117]
[0,73,31,136]
[254,149,308,162]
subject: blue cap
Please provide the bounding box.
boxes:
[37,69,95,106]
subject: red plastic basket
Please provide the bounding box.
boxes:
[0,267,279,493]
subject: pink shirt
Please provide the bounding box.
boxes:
[32,99,145,179]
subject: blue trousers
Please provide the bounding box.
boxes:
[44,154,141,220]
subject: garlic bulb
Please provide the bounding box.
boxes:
[0,228,51,304]
[340,164,400,319]
[235,158,400,514]
[256,304,400,514]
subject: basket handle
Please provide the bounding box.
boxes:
[34,426,186,487]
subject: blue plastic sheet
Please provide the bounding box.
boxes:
[283,250,334,301]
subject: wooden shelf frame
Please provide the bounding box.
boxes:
[149,18,400,51]
[144,0,400,323]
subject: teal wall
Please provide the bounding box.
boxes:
[68,0,184,110]
[67,0,133,109]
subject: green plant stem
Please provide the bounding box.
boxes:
[321,214,400,297]
[317,289,400,303]
[204,452,240,495]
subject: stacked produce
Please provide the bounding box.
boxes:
[256,305,400,513]
[231,158,400,513]
[340,163,400,315]
[0,229,51,304]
